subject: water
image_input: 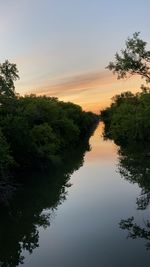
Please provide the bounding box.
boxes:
[1,123,150,266]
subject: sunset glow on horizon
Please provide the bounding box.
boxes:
[17,72,142,113]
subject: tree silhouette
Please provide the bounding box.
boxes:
[0,60,19,97]
[107,32,150,83]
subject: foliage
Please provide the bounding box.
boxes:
[0,60,19,97]
[107,32,150,83]
[101,89,150,144]
[0,95,98,169]
[101,33,150,144]
[0,61,98,181]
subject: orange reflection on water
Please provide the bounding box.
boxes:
[85,123,117,163]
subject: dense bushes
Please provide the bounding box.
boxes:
[0,95,98,178]
[101,89,150,145]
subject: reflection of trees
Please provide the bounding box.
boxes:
[120,217,150,250]
[0,138,90,267]
[118,143,150,210]
[117,142,150,250]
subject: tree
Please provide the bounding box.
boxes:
[31,123,60,162]
[0,60,19,97]
[107,32,150,83]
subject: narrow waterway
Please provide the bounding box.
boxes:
[1,123,150,267]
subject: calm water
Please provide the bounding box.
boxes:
[1,123,150,267]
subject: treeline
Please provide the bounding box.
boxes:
[0,95,98,178]
[0,61,99,183]
[101,89,150,145]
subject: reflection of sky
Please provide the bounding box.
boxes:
[85,123,117,163]
[1,0,150,111]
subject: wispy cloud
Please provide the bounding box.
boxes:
[31,70,116,97]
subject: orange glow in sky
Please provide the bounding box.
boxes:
[17,71,142,113]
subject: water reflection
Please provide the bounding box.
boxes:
[119,217,150,250]
[117,142,150,249]
[0,139,90,266]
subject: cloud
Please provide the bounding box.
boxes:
[31,70,116,97]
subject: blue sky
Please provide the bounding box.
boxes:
[0,0,150,111]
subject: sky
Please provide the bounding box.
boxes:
[1,0,150,113]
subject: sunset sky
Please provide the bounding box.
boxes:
[1,0,150,112]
